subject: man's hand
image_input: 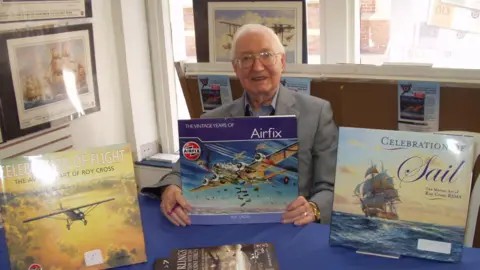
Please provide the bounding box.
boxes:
[160,185,192,227]
[282,196,315,226]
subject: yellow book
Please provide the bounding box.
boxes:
[0,143,147,269]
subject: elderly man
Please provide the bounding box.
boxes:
[141,23,338,227]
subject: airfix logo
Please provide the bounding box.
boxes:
[199,78,209,89]
[28,264,43,270]
[400,83,412,93]
[182,141,201,161]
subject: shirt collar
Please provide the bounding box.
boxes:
[244,86,279,113]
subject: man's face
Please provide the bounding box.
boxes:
[231,31,286,97]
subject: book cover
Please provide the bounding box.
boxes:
[329,127,474,262]
[154,243,279,270]
[197,75,233,112]
[178,116,299,225]
[0,144,147,269]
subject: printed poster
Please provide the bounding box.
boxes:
[280,77,311,95]
[397,80,440,132]
[197,75,233,112]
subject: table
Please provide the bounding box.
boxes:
[1,196,479,270]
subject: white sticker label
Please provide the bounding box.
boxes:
[84,249,104,266]
[417,239,452,254]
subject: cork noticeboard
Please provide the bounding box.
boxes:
[177,65,480,247]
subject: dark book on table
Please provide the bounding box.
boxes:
[154,243,279,270]
[178,116,299,225]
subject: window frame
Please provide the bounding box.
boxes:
[320,0,360,64]
[146,0,178,154]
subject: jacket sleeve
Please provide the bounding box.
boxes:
[308,101,339,224]
[139,160,181,200]
[139,113,213,199]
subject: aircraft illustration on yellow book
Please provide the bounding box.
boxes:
[23,198,115,230]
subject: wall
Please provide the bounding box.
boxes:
[68,0,127,149]
[69,0,158,161]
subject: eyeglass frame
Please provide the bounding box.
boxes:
[232,51,283,69]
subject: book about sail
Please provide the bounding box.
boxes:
[329,127,474,262]
[179,116,299,225]
[154,242,279,270]
[0,144,147,269]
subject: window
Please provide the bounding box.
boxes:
[359,0,480,68]
[157,0,480,153]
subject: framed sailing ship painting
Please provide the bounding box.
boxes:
[0,23,100,141]
[192,0,308,64]
[329,127,475,263]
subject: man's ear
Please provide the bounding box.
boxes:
[231,60,238,73]
[281,53,286,72]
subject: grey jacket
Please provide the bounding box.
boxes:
[141,84,339,224]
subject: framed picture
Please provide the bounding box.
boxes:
[441,0,480,11]
[427,0,480,34]
[193,0,307,64]
[0,23,100,141]
[0,0,92,23]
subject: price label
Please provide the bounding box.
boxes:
[84,249,104,266]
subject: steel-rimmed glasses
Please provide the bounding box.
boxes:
[233,52,282,69]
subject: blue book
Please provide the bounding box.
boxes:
[329,127,475,262]
[178,116,299,225]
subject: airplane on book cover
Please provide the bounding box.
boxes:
[22,198,115,230]
[218,20,295,49]
[190,142,299,192]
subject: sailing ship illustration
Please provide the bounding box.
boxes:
[23,42,88,104]
[354,161,401,220]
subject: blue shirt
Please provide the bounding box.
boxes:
[244,88,279,116]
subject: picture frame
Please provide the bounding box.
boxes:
[0,109,4,144]
[441,0,480,11]
[427,0,480,34]
[193,0,307,64]
[0,0,93,23]
[0,23,100,141]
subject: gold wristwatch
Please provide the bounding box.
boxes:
[308,201,321,221]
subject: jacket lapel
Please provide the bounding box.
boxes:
[227,95,246,117]
[274,84,300,117]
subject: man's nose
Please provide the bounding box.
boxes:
[251,58,265,71]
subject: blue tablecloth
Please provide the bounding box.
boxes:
[1,195,479,269]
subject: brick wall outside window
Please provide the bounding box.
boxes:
[360,0,390,54]
[361,0,376,14]
[360,20,390,53]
